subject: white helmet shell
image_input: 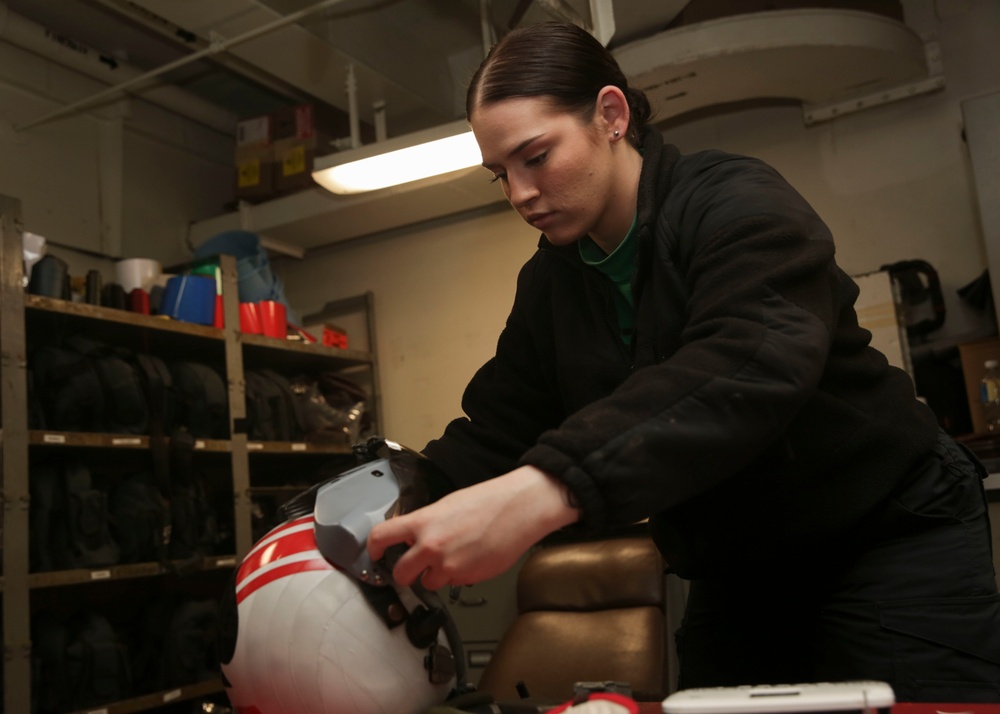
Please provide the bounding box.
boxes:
[219,439,463,714]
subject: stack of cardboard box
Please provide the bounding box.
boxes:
[235,114,275,202]
[234,104,342,203]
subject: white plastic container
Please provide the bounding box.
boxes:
[114,258,162,293]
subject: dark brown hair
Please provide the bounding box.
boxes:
[466,22,652,147]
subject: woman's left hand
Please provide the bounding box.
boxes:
[367,464,580,590]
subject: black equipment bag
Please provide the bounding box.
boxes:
[30,458,120,572]
[244,368,367,443]
[169,361,228,439]
[163,597,221,687]
[132,352,177,492]
[291,371,369,444]
[84,340,149,435]
[27,366,48,430]
[131,595,220,692]
[30,342,107,433]
[244,368,300,441]
[167,476,220,565]
[30,336,148,435]
[165,428,220,567]
[132,352,177,435]
[32,610,132,713]
[111,470,171,565]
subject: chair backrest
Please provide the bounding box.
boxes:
[477,534,669,703]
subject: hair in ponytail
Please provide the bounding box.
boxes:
[467,22,652,147]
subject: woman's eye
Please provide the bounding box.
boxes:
[489,173,507,184]
[526,152,547,167]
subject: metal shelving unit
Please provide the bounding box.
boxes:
[0,193,382,713]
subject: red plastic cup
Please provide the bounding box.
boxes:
[128,288,150,315]
[258,300,287,339]
[214,294,225,329]
[239,302,263,334]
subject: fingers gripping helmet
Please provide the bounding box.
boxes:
[218,437,468,714]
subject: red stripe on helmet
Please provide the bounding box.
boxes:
[236,519,319,588]
[236,556,333,605]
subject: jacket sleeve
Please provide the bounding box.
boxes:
[520,155,847,532]
[421,254,567,490]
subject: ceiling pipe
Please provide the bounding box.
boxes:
[524,0,616,47]
[480,0,495,58]
[373,100,387,143]
[508,0,534,29]
[346,63,361,150]
[12,0,350,133]
[535,0,587,29]
[0,1,236,134]
[89,0,316,105]
[590,0,616,47]
[330,63,366,151]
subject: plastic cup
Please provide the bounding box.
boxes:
[214,294,225,329]
[239,302,263,334]
[115,258,162,293]
[258,300,287,339]
[128,288,151,315]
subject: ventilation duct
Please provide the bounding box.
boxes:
[615,8,942,126]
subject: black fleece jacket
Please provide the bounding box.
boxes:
[422,127,940,579]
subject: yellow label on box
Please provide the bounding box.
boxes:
[238,159,261,188]
[282,145,306,177]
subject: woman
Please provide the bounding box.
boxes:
[368,21,1000,701]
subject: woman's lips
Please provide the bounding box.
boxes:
[527,211,554,229]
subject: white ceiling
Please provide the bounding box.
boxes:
[1,0,944,253]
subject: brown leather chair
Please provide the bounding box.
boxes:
[476,534,670,703]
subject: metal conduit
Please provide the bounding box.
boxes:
[88,0,315,104]
[11,0,352,133]
[590,0,616,46]
[480,0,495,58]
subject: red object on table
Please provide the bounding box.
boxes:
[639,703,1000,714]
[893,705,1000,714]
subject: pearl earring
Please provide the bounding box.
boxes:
[614,130,620,138]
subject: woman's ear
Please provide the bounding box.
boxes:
[595,85,630,140]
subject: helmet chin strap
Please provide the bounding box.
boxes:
[411,582,470,690]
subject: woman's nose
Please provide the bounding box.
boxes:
[507,175,538,208]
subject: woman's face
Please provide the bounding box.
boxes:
[471,96,617,247]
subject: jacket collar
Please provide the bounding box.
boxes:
[636,126,679,235]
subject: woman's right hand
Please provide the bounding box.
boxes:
[367,464,580,590]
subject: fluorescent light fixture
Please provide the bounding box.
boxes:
[312,119,482,195]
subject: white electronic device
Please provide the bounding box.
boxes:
[662,681,895,714]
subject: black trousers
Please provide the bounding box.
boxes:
[675,434,1000,702]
